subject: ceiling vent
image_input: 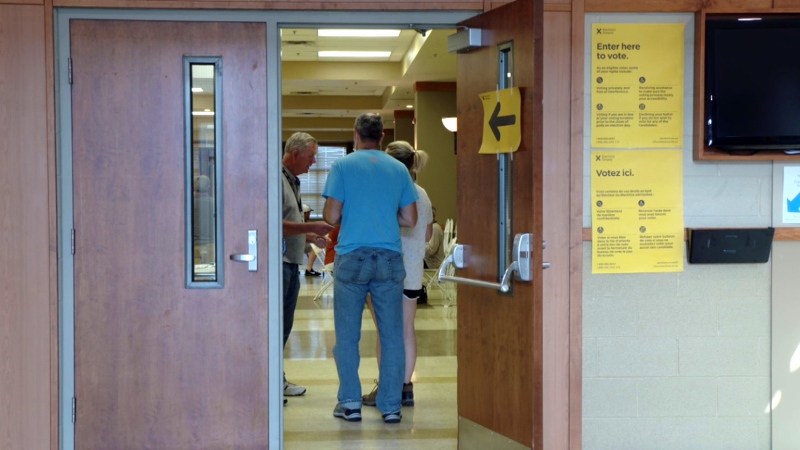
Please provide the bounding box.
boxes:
[290,91,319,95]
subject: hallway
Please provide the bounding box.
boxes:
[283,267,458,449]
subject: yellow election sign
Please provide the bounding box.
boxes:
[591,150,684,274]
[591,23,684,148]
[479,87,521,154]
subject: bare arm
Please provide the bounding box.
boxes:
[323,197,343,225]
[425,223,442,256]
[307,234,331,249]
[425,222,433,242]
[397,202,417,228]
[283,220,334,237]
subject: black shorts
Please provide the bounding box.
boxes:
[403,288,424,299]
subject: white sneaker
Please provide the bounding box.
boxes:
[284,381,306,396]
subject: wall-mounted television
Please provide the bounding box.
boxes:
[705,15,800,151]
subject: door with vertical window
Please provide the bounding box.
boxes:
[70,20,271,448]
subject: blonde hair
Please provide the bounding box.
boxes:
[385,140,428,176]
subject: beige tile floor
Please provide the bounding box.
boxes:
[284,265,458,450]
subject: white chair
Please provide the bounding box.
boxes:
[310,244,334,301]
[424,219,457,307]
[443,218,454,247]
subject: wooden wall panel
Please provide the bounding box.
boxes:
[52,0,484,9]
[0,5,52,450]
[775,0,800,7]
[775,228,800,240]
[584,0,782,12]
[44,1,58,448]
[542,9,574,450]
[569,0,585,449]
[586,0,701,12]
[705,0,774,10]
[48,0,785,12]
[485,0,510,9]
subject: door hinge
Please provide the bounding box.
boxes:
[68,57,73,85]
[72,397,76,423]
[71,228,75,255]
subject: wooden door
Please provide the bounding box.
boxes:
[70,20,271,449]
[456,0,543,448]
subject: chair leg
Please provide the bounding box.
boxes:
[313,274,333,301]
[442,284,454,308]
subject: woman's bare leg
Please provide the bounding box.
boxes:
[402,295,418,383]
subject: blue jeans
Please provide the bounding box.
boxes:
[282,262,300,348]
[333,247,406,414]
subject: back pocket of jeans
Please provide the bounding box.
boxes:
[334,252,368,283]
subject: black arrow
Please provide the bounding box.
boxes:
[489,101,516,141]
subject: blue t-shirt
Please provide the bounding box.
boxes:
[323,150,418,255]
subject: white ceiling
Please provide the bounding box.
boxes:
[280,27,457,138]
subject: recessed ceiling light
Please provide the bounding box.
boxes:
[318,51,391,58]
[318,29,401,37]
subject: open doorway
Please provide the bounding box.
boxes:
[279,25,461,449]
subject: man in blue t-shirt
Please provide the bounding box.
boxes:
[322,113,418,424]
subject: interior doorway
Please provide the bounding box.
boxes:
[278,23,463,449]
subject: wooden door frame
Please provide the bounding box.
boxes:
[54,8,478,450]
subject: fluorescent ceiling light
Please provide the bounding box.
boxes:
[318,29,400,37]
[192,111,215,116]
[191,87,204,93]
[738,17,762,21]
[318,51,391,58]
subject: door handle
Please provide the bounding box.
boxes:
[437,233,534,293]
[230,229,258,272]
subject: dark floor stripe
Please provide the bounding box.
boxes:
[285,329,457,359]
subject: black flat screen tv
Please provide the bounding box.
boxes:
[705,15,800,151]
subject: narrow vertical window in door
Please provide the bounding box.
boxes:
[185,58,223,287]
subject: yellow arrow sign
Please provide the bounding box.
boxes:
[479,87,521,154]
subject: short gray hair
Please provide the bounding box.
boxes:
[283,132,317,156]
[354,113,383,142]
